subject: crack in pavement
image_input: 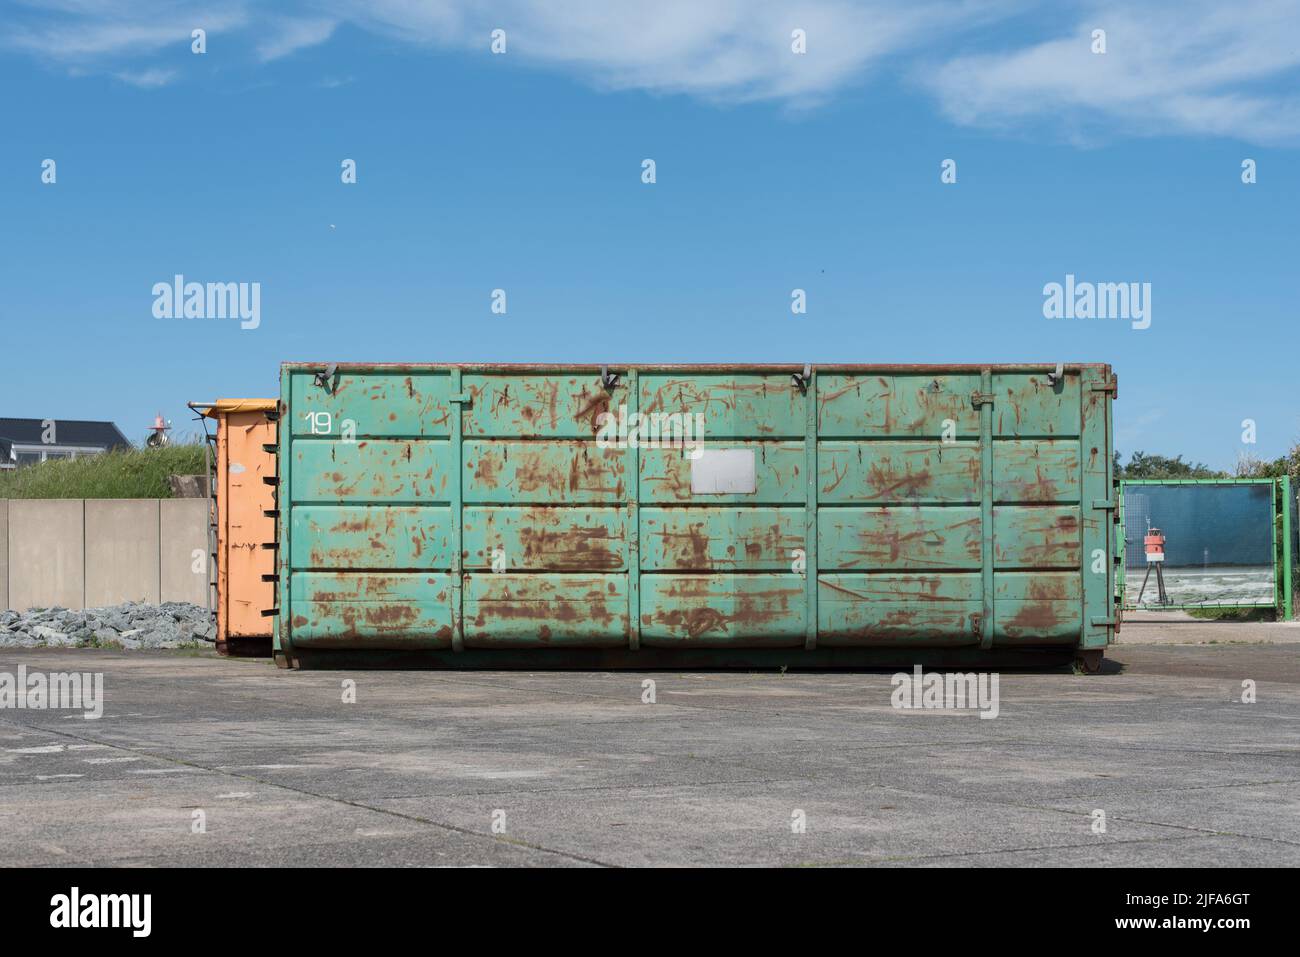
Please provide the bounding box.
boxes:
[0,714,619,868]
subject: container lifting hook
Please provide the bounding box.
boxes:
[314,363,339,394]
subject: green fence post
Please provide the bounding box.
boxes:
[1282,474,1294,620]
[1117,480,1126,608]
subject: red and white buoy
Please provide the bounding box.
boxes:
[1138,526,1171,605]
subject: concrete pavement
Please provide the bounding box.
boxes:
[1118,609,1300,643]
[1,639,1298,867]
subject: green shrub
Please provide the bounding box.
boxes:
[1185,607,1275,622]
[0,444,207,498]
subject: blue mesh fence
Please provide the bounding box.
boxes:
[1122,482,1275,607]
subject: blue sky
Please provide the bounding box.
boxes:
[2,1,1298,469]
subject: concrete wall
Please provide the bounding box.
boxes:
[2,499,209,612]
[8,500,85,611]
[0,500,8,612]
[85,499,161,606]
[160,499,210,607]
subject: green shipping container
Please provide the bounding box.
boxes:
[272,363,1118,671]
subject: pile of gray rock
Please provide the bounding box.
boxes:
[0,602,216,649]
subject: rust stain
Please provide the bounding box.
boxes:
[866,460,931,499]
[304,598,430,639]
[822,459,850,494]
[471,453,499,486]
[472,598,618,629]
[1004,578,1072,635]
[498,509,622,570]
[819,579,870,600]
[652,521,711,567]
[651,578,799,636]
[652,606,729,638]
[491,384,515,417]
[542,379,559,430]
[514,453,566,496]
[575,387,611,434]
[857,515,980,565]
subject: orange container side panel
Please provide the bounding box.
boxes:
[215,407,277,650]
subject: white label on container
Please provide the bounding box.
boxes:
[229,462,246,474]
[690,449,756,494]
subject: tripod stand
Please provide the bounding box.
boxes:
[1136,559,1170,605]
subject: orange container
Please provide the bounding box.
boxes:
[202,399,278,655]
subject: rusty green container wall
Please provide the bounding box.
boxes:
[274,363,1117,665]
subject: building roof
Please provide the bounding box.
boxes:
[0,417,131,451]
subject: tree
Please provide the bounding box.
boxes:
[1233,447,1300,480]
[1115,451,1225,479]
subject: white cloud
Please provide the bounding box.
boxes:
[114,66,176,87]
[1,0,1007,104]
[920,0,1300,144]
[5,2,249,60]
[1116,408,1166,449]
[256,16,336,62]
[4,1,1299,142]
[342,0,1003,105]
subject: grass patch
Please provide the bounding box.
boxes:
[161,643,218,656]
[0,444,206,498]
[74,634,118,649]
[1185,607,1275,622]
